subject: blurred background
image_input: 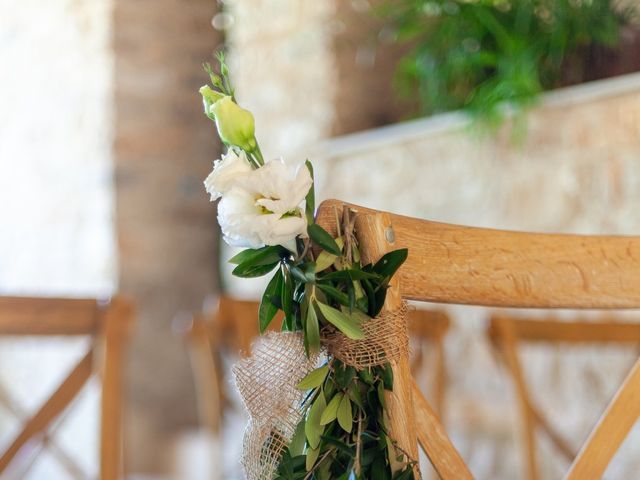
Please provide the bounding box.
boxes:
[1,0,640,478]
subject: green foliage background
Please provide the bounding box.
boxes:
[385,0,637,127]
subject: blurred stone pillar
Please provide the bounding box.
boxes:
[113,0,221,474]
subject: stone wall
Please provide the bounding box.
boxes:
[112,0,222,473]
[312,73,640,479]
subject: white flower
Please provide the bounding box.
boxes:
[217,158,312,250]
[204,150,252,201]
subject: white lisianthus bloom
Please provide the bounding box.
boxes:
[204,149,253,201]
[217,158,312,250]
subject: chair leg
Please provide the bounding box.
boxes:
[0,351,93,473]
[100,299,132,480]
[564,357,640,480]
[412,379,473,479]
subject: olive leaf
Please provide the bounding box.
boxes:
[307,224,342,256]
[305,392,326,450]
[315,250,337,272]
[297,365,329,390]
[304,159,315,226]
[259,269,283,333]
[314,301,364,340]
[337,394,353,433]
[320,392,343,425]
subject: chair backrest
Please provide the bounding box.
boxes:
[184,296,281,433]
[315,199,640,480]
[409,309,451,419]
[488,315,640,480]
[0,296,133,480]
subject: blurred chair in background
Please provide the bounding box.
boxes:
[488,315,640,480]
[0,296,134,480]
[409,308,451,420]
[186,296,453,434]
[316,199,640,479]
[185,296,282,433]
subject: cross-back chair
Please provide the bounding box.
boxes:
[487,314,640,480]
[0,296,134,480]
[315,199,640,480]
[186,296,451,433]
[185,296,277,433]
[409,309,451,420]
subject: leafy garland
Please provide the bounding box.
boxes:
[200,54,416,480]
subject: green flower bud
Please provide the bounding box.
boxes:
[211,96,257,151]
[199,85,225,120]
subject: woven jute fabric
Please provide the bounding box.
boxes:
[322,302,409,370]
[233,331,321,480]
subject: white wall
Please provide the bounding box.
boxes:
[0,0,116,296]
[0,2,115,477]
[313,73,640,479]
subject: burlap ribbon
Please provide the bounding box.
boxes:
[233,332,321,480]
[322,302,409,370]
[233,304,409,479]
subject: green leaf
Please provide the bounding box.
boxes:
[347,383,364,410]
[305,392,326,450]
[304,160,315,226]
[377,381,387,409]
[229,245,285,265]
[297,365,329,390]
[315,301,365,340]
[320,392,343,425]
[290,264,315,284]
[315,250,337,272]
[259,269,283,333]
[307,224,342,256]
[281,265,293,326]
[305,299,321,354]
[232,261,279,278]
[305,445,321,472]
[372,249,408,279]
[382,362,394,391]
[321,269,382,282]
[316,284,350,307]
[337,394,353,433]
[289,418,306,457]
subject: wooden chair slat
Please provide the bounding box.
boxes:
[317,200,640,309]
[489,316,640,343]
[565,358,640,480]
[0,297,101,335]
[355,212,419,474]
[411,380,473,479]
[0,350,93,472]
[0,295,132,479]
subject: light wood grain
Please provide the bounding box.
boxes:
[316,200,640,309]
[100,296,133,480]
[354,212,419,474]
[412,379,473,479]
[489,315,640,343]
[565,358,640,479]
[0,296,101,335]
[0,351,93,472]
[187,316,223,432]
[409,309,451,419]
[489,314,640,478]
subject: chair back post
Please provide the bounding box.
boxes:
[99,296,134,480]
[354,212,419,472]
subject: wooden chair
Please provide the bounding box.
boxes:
[315,199,640,479]
[409,309,451,420]
[0,296,134,480]
[185,296,281,433]
[488,314,640,480]
[186,297,451,432]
